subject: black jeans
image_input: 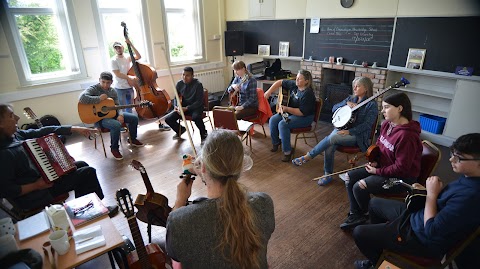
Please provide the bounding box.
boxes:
[353,198,440,264]
[165,109,206,137]
[345,168,416,214]
[16,161,104,210]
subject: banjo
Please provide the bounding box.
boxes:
[332,77,410,129]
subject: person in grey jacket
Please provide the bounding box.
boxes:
[166,129,275,269]
[292,77,378,186]
[79,71,143,160]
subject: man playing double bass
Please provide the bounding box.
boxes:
[111,39,171,131]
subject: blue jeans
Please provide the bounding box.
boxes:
[269,113,314,154]
[308,129,357,175]
[115,88,134,113]
[98,112,138,150]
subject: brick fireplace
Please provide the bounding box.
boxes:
[301,60,388,121]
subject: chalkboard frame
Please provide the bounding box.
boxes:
[304,18,394,67]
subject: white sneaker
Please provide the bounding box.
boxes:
[339,172,348,182]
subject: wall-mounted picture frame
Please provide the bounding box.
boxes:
[279,41,290,57]
[258,45,270,56]
[406,48,426,69]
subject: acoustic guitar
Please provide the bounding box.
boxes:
[275,87,290,122]
[130,160,172,228]
[229,74,249,106]
[332,77,410,129]
[116,188,167,269]
[78,98,151,124]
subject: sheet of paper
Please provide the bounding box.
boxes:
[17,211,50,240]
[310,18,320,33]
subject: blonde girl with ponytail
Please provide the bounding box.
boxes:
[166,129,275,269]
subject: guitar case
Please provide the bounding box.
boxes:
[21,115,67,144]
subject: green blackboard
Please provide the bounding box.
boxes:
[305,18,394,67]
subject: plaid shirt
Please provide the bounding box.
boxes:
[229,76,258,109]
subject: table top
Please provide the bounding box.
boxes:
[16,215,124,269]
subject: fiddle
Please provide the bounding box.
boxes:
[312,145,380,181]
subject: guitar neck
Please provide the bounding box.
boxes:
[140,171,155,200]
[34,119,43,128]
[351,86,393,113]
[105,103,141,112]
[127,216,150,268]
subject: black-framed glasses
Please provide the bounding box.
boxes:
[449,152,480,163]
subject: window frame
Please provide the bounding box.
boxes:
[91,0,153,68]
[0,0,87,86]
[161,0,205,66]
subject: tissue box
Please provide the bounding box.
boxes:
[73,225,106,255]
[419,114,446,134]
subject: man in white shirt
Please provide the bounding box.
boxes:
[111,40,170,131]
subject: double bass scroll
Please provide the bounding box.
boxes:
[121,22,171,119]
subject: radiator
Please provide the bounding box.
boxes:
[195,69,225,93]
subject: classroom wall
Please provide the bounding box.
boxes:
[226,0,480,20]
[0,0,226,127]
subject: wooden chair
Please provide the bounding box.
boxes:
[376,140,441,200]
[179,89,213,136]
[336,114,379,168]
[0,194,69,222]
[242,88,273,137]
[212,106,254,152]
[290,99,323,158]
[376,227,480,269]
[93,123,129,158]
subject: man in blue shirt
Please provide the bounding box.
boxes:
[352,133,480,269]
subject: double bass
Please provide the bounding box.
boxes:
[121,22,171,119]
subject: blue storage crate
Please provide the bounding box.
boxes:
[419,114,446,134]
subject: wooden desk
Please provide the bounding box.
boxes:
[16,215,124,269]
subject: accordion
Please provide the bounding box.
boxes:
[23,134,76,182]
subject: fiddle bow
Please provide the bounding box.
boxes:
[312,145,380,181]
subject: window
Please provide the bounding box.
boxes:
[0,0,86,86]
[94,0,149,64]
[163,0,204,64]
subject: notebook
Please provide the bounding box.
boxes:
[17,211,50,240]
[64,193,109,227]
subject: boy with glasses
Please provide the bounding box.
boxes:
[352,133,480,269]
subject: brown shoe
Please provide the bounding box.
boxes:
[281,153,292,162]
[128,138,144,147]
[270,144,280,152]
[111,149,123,160]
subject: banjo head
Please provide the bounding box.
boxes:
[332,106,352,128]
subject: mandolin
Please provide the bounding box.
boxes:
[78,98,151,124]
[116,188,167,269]
[383,178,427,212]
[332,77,410,129]
[130,160,172,228]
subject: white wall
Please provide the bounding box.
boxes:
[0,0,226,127]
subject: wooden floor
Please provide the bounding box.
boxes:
[8,115,456,268]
